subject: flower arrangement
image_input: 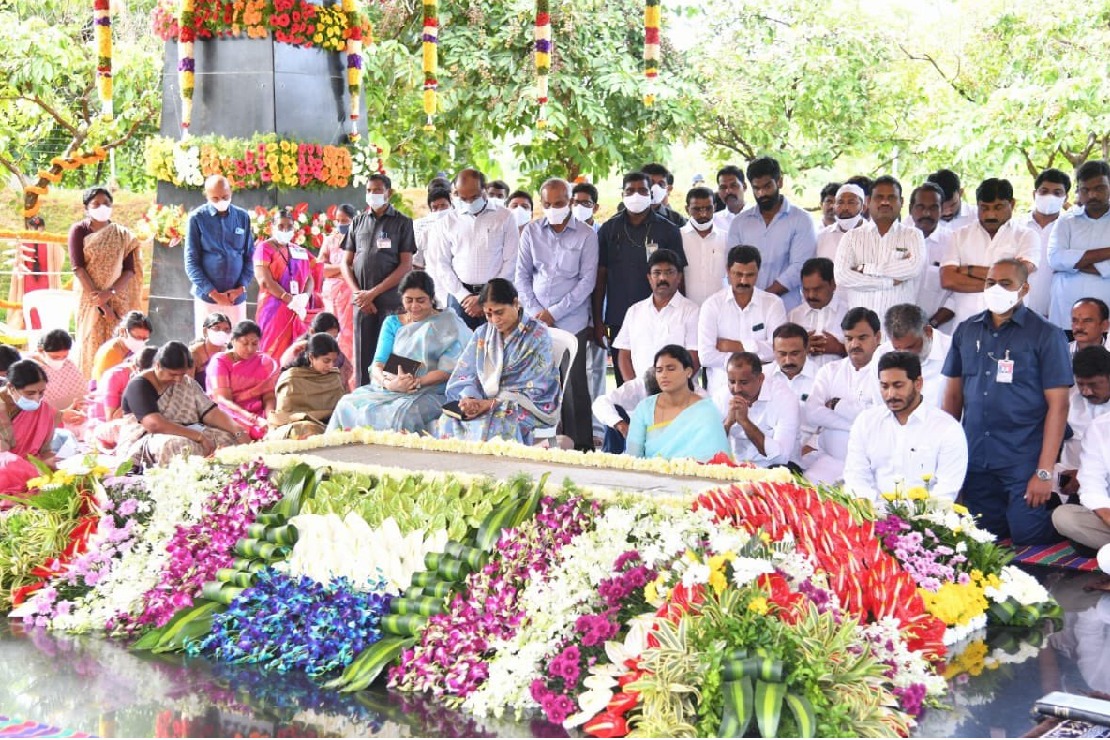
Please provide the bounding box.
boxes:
[145,134,354,190]
[533,0,550,128]
[94,0,113,117]
[643,0,660,105]
[113,461,282,635]
[151,0,371,54]
[188,569,393,677]
[178,0,196,134]
[134,203,189,247]
[343,0,365,142]
[421,0,438,131]
[349,140,386,187]
[247,202,313,248]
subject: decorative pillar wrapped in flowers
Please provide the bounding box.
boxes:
[534,0,550,128]
[94,0,113,118]
[343,0,364,143]
[643,0,660,106]
[177,0,196,136]
[421,0,438,131]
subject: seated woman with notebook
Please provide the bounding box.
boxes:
[327,271,470,434]
[437,278,561,445]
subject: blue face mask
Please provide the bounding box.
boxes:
[338,224,350,235]
[14,393,41,412]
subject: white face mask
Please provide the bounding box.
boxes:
[207,330,231,347]
[692,216,714,231]
[487,197,506,209]
[273,228,295,245]
[983,283,1022,315]
[571,204,594,223]
[212,198,232,213]
[42,356,66,370]
[836,214,863,231]
[1034,193,1065,216]
[367,192,389,210]
[123,336,147,355]
[455,196,486,216]
[623,193,652,214]
[650,183,669,205]
[543,205,570,225]
[88,205,112,222]
[509,206,532,227]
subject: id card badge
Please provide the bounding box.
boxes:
[645,241,659,259]
[377,234,393,250]
[289,279,300,295]
[288,245,308,260]
[996,353,1014,384]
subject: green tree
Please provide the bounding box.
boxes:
[0,0,161,224]
[362,0,699,189]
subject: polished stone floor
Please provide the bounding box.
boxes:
[1,565,1107,738]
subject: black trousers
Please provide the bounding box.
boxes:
[352,303,393,387]
[560,328,594,451]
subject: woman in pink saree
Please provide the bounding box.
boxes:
[0,360,58,494]
[253,210,319,361]
[318,204,357,378]
[205,320,279,440]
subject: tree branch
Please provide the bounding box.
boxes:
[19,94,80,136]
[1020,148,1039,179]
[706,115,757,161]
[0,152,26,184]
[897,44,976,103]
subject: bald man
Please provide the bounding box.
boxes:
[184,175,255,333]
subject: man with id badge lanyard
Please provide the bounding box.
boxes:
[942,258,1072,544]
[340,173,415,386]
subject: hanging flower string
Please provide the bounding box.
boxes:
[421,0,438,131]
[343,0,364,143]
[94,0,113,118]
[534,0,550,129]
[178,0,196,136]
[643,0,660,106]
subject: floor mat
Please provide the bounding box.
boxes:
[0,715,94,738]
[1008,541,1100,572]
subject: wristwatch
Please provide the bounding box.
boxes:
[1035,468,1052,482]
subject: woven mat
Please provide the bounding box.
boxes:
[1007,541,1099,572]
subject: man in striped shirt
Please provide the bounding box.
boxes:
[833,175,925,318]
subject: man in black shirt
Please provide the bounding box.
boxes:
[593,171,686,385]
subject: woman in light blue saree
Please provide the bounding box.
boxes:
[625,344,731,462]
[437,279,561,445]
[328,272,470,434]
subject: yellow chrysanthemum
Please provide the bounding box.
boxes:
[748,597,769,615]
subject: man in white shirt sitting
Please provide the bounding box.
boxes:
[1070,298,1110,356]
[681,187,729,305]
[1057,346,1110,501]
[769,322,819,466]
[908,182,957,331]
[787,257,848,371]
[612,248,700,383]
[834,175,926,319]
[844,352,968,503]
[803,307,884,484]
[940,177,1040,326]
[815,183,866,262]
[875,303,953,408]
[715,352,800,468]
[1054,352,1110,554]
[698,245,787,398]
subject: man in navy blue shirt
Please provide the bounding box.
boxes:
[184,175,255,335]
[942,258,1072,544]
[592,171,685,385]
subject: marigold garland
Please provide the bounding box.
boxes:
[421,0,438,131]
[145,134,353,190]
[643,0,660,106]
[534,0,550,128]
[94,0,113,117]
[20,148,109,218]
[343,0,364,143]
[178,0,196,135]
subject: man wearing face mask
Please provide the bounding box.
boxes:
[713,166,747,233]
[506,191,535,233]
[873,303,952,408]
[515,178,599,451]
[940,178,1040,326]
[641,163,687,227]
[942,258,1072,545]
[727,157,817,312]
[413,188,453,307]
[593,172,685,385]
[185,175,255,336]
[681,187,729,306]
[428,168,519,333]
[815,183,865,262]
[341,172,416,386]
[1017,169,1072,318]
[486,180,511,209]
[1047,160,1110,330]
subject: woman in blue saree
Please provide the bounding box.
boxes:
[328,271,470,434]
[625,344,731,462]
[437,279,560,445]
